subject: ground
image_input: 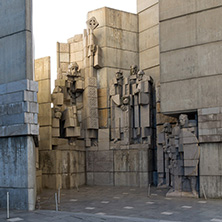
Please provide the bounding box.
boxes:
[1,186,222,222]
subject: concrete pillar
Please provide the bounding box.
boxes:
[0,0,38,210]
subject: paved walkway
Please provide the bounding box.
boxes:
[1,186,222,222]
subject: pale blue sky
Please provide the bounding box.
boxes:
[33,0,137,86]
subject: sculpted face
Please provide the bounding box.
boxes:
[115,70,123,80]
[68,62,79,75]
[179,114,188,127]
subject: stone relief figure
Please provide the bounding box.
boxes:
[158,114,200,197]
[110,66,153,145]
[51,62,84,140]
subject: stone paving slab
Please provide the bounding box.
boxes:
[0,186,222,222]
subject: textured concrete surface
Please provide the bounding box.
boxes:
[1,186,222,221]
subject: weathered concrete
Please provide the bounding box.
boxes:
[0,0,37,210]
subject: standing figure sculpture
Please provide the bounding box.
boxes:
[158,114,200,197]
[110,66,153,146]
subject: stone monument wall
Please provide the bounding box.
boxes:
[159,1,222,197]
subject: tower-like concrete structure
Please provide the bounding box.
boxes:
[0,0,38,210]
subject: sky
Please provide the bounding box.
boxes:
[33,0,137,88]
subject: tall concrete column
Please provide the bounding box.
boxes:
[0,0,38,210]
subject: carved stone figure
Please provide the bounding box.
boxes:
[158,114,200,197]
[110,67,153,145]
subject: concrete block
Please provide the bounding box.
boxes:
[59,53,69,63]
[70,151,85,173]
[93,172,114,186]
[139,4,159,32]
[160,14,196,52]
[104,8,138,32]
[0,31,33,84]
[70,173,85,188]
[140,46,159,70]
[39,126,52,150]
[0,0,32,38]
[38,103,51,126]
[139,172,149,187]
[70,41,83,53]
[159,0,196,21]
[93,151,114,172]
[200,175,222,198]
[196,0,222,11]
[200,143,222,176]
[0,136,36,210]
[101,47,138,70]
[86,172,94,185]
[70,51,83,62]
[37,79,51,103]
[114,172,139,187]
[35,57,51,81]
[137,0,158,13]
[59,43,69,53]
[139,25,159,52]
[6,124,30,136]
[99,109,108,128]
[104,27,138,52]
[197,7,222,45]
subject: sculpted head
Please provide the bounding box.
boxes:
[179,114,189,127]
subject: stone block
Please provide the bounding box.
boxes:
[42,174,61,189]
[93,151,114,172]
[98,109,108,128]
[67,34,83,43]
[84,86,98,98]
[59,53,69,63]
[140,46,159,70]
[39,103,51,126]
[70,41,83,53]
[199,175,222,198]
[200,143,222,176]
[196,0,222,11]
[0,0,32,37]
[59,63,69,73]
[139,25,159,52]
[103,27,138,52]
[86,172,94,185]
[59,43,69,53]
[98,129,109,141]
[139,172,149,187]
[65,127,80,137]
[52,128,60,137]
[70,151,85,173]
[197,7,222,45]
[84,77,97,88]
[159,0,196,21]
[114,172,139,187]
[37,80,51,103]
[70,173,85,188]
[160,14,196,52]
[98,141,109,151]
[137,0,158,13]
[98,95,108,109]
[55,79,66,87]
[0,137,35,188]
[0,31,33,84]
[93,172,114,186]
[139,4,159,32]
[70,51,83,63]
[101,47,138,70]
[39,126,52,150]
[35,57,51,81]
[52,118,60,128]
[104,8,138,32]
[86,117,99,129]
